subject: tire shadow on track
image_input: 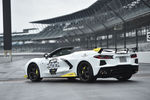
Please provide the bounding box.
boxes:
[25,78,140,85]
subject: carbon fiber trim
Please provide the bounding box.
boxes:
[61,58,73,69]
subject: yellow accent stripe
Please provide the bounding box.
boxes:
[93,48,101,52]
[61,73,77,77]
[24,75,28,78]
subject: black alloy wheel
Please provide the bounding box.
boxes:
[28,64,42,82]
[77,62,97,82]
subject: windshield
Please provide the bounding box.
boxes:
[49,47,85,57]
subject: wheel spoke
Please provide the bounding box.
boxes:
[29,66,39,80]
[78,62,96,82]
[79,65,90,81]
[28,65,42,82]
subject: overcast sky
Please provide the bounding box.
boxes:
[0,0,97,33]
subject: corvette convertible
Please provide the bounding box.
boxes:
[24,47,139,82]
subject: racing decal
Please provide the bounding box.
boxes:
[93,48,103,53]
[61,73,77,77]
[47,58,60,75]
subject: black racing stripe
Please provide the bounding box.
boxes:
[61,58,73,69]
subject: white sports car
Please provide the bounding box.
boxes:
[24,47,139,82]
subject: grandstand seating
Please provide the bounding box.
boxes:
[0,0,150,53]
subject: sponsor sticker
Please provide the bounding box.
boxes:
[47,58,60,75]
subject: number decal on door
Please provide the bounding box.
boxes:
[47,58,60,75]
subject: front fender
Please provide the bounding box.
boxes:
[24,58,43,77]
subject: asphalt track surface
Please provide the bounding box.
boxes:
[0,56,150,100]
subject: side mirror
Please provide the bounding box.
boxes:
[44,53,49,59]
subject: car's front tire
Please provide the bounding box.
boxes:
[77,61,97,82]
[116,74,132,81]
[28,63,42,82]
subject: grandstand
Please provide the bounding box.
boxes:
[0,0,150,53]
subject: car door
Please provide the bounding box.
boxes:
[43,48,72,76]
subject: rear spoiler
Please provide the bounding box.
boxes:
[93,47,137,54]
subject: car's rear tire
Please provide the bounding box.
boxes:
[28,63,42,82]
[77,61,97,82]
[116,74,132,81]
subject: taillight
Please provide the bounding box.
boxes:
[131,54,137,58]
[94,55,113,59]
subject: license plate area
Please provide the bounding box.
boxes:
[119,56,127,62]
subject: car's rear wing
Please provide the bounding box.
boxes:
[93,47,137,54]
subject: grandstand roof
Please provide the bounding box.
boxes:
[1,0,150,43]
[30,0,110,24]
